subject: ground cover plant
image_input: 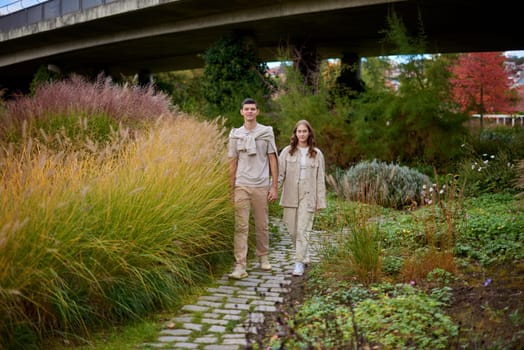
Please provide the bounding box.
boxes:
[261,161,524,349]
[0,77,235,349]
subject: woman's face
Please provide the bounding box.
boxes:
[296,124,309,145]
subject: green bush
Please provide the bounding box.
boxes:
[457,146,518,196]
[328,160,430,208]
[473,126,524,160]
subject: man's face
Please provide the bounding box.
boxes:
[240,103,259,121]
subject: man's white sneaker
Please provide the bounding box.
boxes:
[228,265,248,279]
[260,255,272,271]
[292,262,305,276]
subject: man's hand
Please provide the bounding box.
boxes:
[268,187,278,202]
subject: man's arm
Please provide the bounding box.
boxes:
[268,152,278,201]
[229,158,238,200]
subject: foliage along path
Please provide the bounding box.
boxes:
[138,218,322,350]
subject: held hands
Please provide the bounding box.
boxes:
[268,187,278,202]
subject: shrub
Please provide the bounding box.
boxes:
[328,160,430,209]
[472,126,524,160]
[457,145,518,196]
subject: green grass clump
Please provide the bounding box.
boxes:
[0,116,234,349]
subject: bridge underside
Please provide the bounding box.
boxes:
[0,0,522,92]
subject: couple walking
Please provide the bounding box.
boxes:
[228,98,326,279]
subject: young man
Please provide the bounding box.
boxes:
[227,98,278,279]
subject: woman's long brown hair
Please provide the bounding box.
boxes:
[289,119,317,158]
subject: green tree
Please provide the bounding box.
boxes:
[154,69,204,116]
[201,34,274,126]
[349,14,468,170]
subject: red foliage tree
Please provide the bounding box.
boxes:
[449,52,515,129]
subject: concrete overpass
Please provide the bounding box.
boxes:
[0,0,523,91]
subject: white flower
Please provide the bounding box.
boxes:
[483,153,488,157]
[422,184,426,189]
[478,167,482,172]
[430,187,434,192]
[439,189,444,194]
[483,160,489,164]
[490,155,495,159]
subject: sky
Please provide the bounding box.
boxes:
[505,50,524,57]
[0,0,46,15]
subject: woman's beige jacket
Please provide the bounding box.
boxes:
[278,145,327,212]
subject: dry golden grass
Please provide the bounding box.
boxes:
[0,114,234,348]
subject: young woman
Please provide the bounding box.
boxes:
[278,120,326,276]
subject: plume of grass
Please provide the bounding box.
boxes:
[1,74,172,144]
[0,115,233,348]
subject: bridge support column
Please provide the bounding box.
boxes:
[137,69,153,86]
[336,52,365,95]
[292,41,320,89]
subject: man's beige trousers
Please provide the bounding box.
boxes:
[233,186,270,267]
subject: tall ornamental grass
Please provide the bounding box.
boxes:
[319,201,383,286]
[0,115,234,348]
[0,74,172,145]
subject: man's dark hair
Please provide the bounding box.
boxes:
[241,98,258,108]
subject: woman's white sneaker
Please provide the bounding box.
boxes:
[292,262,304,276]
[228,265,248,279]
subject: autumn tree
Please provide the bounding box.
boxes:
[449,52,515,129]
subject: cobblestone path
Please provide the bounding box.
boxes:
[138,218,321,350]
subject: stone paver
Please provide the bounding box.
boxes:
[138,218,323,350]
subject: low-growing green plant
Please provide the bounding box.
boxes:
[427,267,458,285]
[272,282,458,349]
[354,285,458,349]
[382,255,404,276]
[455,193,524,265]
